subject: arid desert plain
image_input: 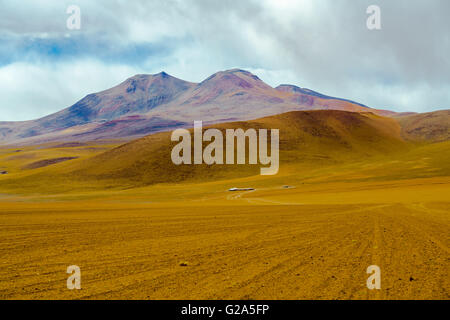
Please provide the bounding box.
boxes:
[0,110,449,299]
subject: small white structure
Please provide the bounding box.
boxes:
[228,187,254,191]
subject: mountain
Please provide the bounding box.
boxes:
[0,69,409,145]
[0,72,196,144]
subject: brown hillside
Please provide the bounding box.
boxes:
[397,110,450,142]
[71,110,408,186]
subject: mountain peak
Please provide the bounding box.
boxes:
[220,68,262,80]
[119,71,194,97]
[126,71,174,82]
[198,68,269,92]
[154,71,170,78]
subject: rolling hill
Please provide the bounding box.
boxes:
[72,110,409,185]
[396,110,450,142]
[0,110,413,193]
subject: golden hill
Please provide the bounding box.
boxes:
[3,109,450,195]
[4,110,407,190]
[70,110,408,186]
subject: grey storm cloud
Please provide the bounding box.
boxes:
[0,0,449,120]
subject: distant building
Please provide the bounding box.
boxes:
[228,187,254,191]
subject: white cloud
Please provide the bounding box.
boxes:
[0,60,140,121]
[0,0,449,120]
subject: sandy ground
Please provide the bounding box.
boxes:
[0,192,448,300]
[0,137,448,300]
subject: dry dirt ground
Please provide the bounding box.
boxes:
[0,116,448,300]
[0,180,448,300]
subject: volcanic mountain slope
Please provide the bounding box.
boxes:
[0,69,403,145]
[0,72,196,144]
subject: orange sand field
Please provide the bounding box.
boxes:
[0,177,448,300]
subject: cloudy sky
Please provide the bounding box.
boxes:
[0,0,449,121]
